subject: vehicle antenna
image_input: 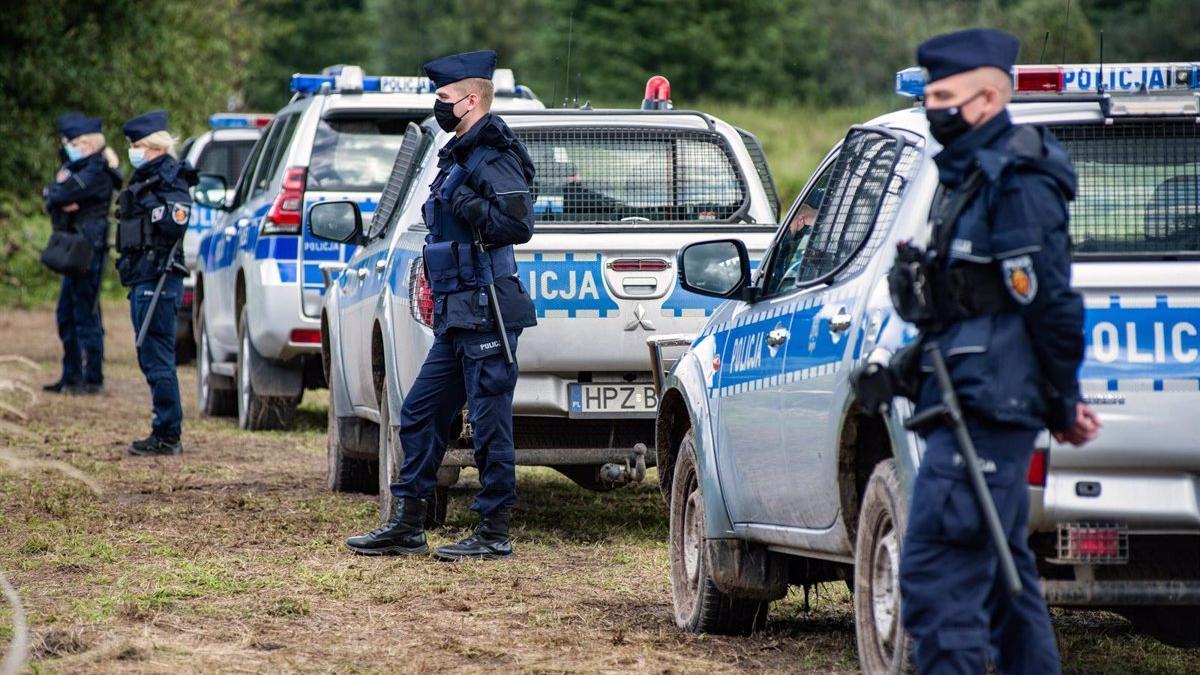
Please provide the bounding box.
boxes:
[1097,30,1105,94]
[1060,0,1072,64]
[563,12,574,109]
[1038,31,1051,64]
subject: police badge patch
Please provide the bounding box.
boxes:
[171,203,191,225]
[151,205,165,222]
[1001,255,1037,304]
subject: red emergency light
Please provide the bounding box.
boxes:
[642,75,672,110]
[1013,66,1064,93]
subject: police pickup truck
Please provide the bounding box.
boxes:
[314,80,781,525]
[651,62,1200,665]
[191,66,542,430]
[176,113,269,362]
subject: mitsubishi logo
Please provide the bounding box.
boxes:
[624,304,656,332]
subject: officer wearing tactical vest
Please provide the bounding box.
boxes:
[346,51,537,561]
[878,30,1102,673]
[116,110,197,457]
[43,113,122,395]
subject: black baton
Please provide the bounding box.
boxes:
[469,227,514,365]
[925,342,1022,595]
[136,239,182,349]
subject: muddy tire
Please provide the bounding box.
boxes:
[1122,607,1200,648]
[377,370,446,529]
[854,459,914,674]
[669,428,768,635]
[236,306,297,431]
[196,303,236,417]
[326,391,377,494]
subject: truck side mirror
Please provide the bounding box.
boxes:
[193,173,229,210]
[308,201,364,245]
[677,238,752,299]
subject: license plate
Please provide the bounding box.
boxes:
[568,383,658,417]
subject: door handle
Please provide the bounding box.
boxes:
[829,309,852,334]
[375,259,387,274]
[356,268,369,280]
[766,327,790,348]
[223,226,237,237]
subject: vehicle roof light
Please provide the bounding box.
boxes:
[492,68,516,95]
[642,75,672,110]
[290,66,527,96]
[208,113,273,129]
[896,62,1200,98]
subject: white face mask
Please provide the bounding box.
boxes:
[128,147,147,168]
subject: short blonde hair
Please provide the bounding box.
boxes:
[461,77,494,109]
[132,130,176,154]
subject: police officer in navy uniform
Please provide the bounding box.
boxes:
[346,51,537,560]
[43,113,122,395]
[891,30,1103,673]
[116,111,197,457]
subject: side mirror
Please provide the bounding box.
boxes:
[308,201,364,245]
[193,173,229,210]
[677,238,752,299]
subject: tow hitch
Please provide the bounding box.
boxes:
[600,443,648,487]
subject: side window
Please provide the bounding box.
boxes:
[253,114,299,199]
[366,123,428,239]
[232,133,269,207]
[762,128,911,296]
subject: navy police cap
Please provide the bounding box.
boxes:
[57,113,101,139]
[423,50,497,89]
[917,28,1019,83]
[123,110,169,143]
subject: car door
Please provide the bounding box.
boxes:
[774,127,919,529]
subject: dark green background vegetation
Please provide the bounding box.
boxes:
[1,0,1196,305]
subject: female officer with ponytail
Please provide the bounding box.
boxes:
[115,110,197,457]
[42,113,122,395]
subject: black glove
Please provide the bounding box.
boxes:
[851,361,897,416]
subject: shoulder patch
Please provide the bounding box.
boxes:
[1001,254,1038,305]
[171,202,191,225]
[151,205,166,222]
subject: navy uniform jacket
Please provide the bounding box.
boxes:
[916,111,1085,432]
[115,154,197,287]
[425,113,537,335]
[44,151,122,250]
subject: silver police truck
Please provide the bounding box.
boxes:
[317,82,781,525]
[651,61,1200,667]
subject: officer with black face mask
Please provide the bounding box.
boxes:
[346,50,537,561]
[879,30,1101,674]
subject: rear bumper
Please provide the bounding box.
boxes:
[1042,579,1200,606]
[1032,469,1200,530]
[246,262,321,361]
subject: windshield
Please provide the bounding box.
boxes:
[1053,121,1200,256]
[308,114,428,192]
[516,127,748,224]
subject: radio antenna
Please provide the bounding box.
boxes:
[1038,31,1051,64]
[562,13,574,108]
[1060,0,1072,64]
[1097,30,1105,94]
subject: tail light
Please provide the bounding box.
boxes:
[408,258,435,328]
[182,288,194,307]
[1027,449,1048,487]
[264,167,307,234]
[290,328,322,344]
[608,258,670,272]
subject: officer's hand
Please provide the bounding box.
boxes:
[1052,403,1101,446]
[62,203,80,213]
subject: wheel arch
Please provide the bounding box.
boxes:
[836,397,917,548]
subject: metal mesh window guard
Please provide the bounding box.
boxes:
[1052,121,1200,256]
[515,127,748,224]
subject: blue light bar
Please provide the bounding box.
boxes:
[896,62,1200,98]
[290,73,436,95]
[209,113,273,129]
[895,67,926,97]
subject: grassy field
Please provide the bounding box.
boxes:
[1,304,1198,672]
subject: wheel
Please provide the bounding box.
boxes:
[196,303,236,417]
[326,390,377,494]
[552,464,618,492]
[669,428,768,635]
[854,459,914,674]
[1122,607,1200,648]
[236,306,297,431]
[377,370,446,529]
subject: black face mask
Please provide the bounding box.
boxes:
[433,95,469,132]
[926,89,985,147]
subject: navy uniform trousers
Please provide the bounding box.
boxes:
[899,421,1061,675]
[56,251,106,386]
[128,274,183,440]
[392,328,521,516]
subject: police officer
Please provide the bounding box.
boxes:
[42,113,122,395]
[889,30,1102,673]
[115,111,196,457]
[346,50,537,561]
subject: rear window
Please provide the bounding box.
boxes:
[515,127,749,224]
[196,139,256,186]
[308,113,428,192]
[1053,122,1200,256]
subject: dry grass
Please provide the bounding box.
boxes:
[0,302,1196,673]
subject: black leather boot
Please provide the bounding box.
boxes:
[346,497,429,556]
[128,434,182,456]
[434,511,513,561]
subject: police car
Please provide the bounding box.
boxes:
[651,62,1200,663]
[315,79,781,524]
[176,113,270,361]
[192,66,543,430]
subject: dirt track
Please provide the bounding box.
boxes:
[0,303,1196,673]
